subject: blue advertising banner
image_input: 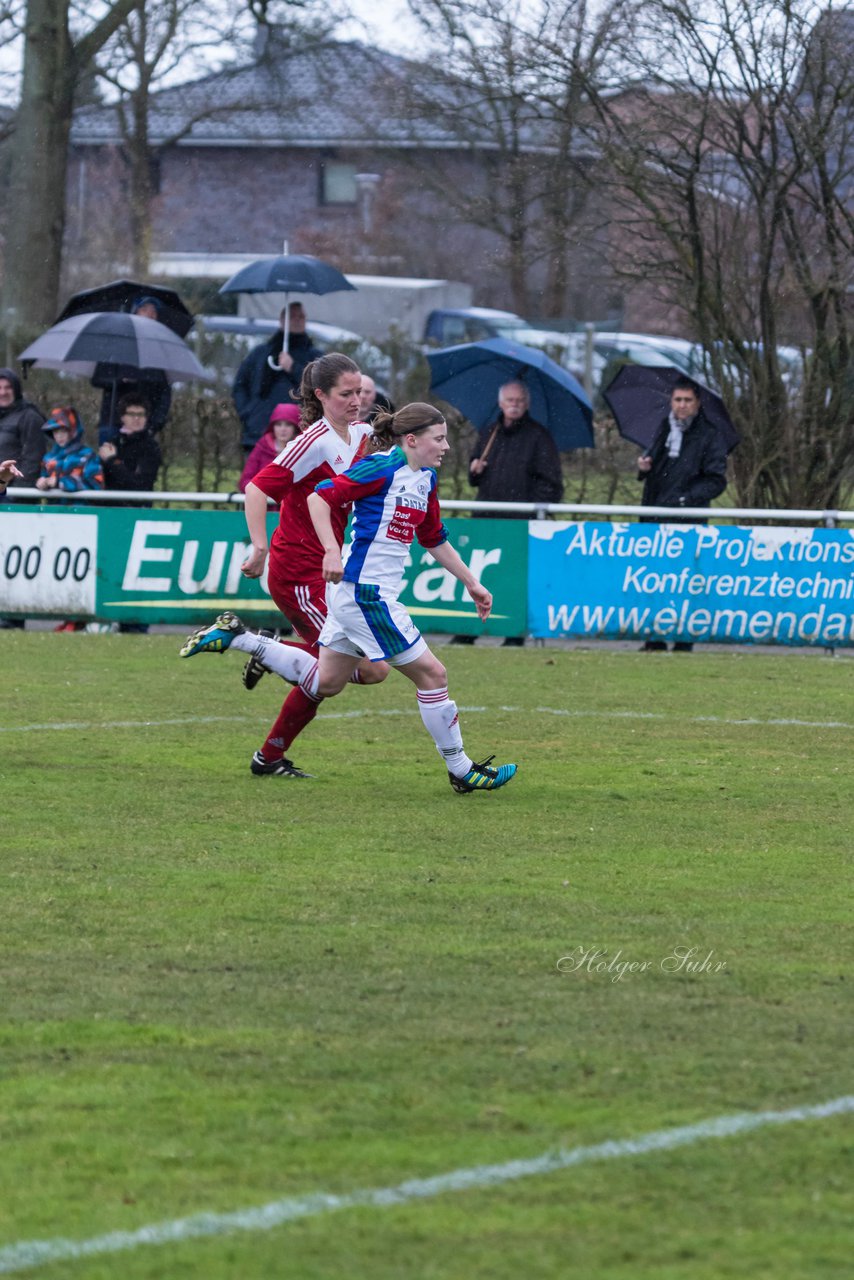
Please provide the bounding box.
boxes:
[528,521,854,647]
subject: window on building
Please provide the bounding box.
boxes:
[321,161,358,206]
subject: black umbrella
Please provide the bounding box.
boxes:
[54,279,194,338]
[19,312,212,425]
[603,364,740,453]
[219,252,356,346]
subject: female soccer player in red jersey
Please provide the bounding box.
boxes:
[236,353,388,777]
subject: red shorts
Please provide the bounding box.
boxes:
[267,569,329,649]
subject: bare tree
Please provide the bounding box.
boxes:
[587,0,854,508]
[396,0,631,317]
[1,0,139,336]
[84,0,341,280]
[93,0,242,278]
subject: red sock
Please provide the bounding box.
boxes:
[261,685,321,760]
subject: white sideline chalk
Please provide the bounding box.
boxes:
[4,706,854,735]
[0,1095,851,1273]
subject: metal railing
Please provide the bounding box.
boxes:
[3,488,853,526]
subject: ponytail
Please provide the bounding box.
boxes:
[369,402,445,453]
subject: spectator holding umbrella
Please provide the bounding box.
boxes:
[232,302,323,454]
[453,380,563,647]
[468,380,564,515]
[92,296,172,438]
[636,375,728,651]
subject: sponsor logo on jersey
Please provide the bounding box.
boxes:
[387,503,420,543]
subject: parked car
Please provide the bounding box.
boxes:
[195,314,392,384]
[593,333,712,379]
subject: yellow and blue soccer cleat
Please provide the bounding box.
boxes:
[180,611,246,657]
[449,755,518,794]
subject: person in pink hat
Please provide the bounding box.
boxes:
[238,402,300,492]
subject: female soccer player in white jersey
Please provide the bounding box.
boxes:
[181,403,516,793]
[235,353,387,778]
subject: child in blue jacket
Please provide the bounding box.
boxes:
[35,407,103,492]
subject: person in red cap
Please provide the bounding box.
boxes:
[238,402,300,492]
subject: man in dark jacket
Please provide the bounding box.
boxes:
[92,297,172,438]
[232,302,323,452]
[457,380,563,646]
[638,376,728,651]
[0,367,45,488]
[469,381,564,512]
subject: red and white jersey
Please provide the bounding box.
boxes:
[250,417,372,583]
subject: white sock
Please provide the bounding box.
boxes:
[299,660,321,700]
[231,633,315,686]
[416,687,472,777]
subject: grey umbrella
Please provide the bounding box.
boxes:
[19,311,213,428]
[19,311,210,381]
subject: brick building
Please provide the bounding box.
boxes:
[67,29,614,325]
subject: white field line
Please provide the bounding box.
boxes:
[3,706,854,734]
[0,1095,851,1274]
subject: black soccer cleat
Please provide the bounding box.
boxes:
[242,629,276,690]
[250,750,313,779]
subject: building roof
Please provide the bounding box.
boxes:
[70,33,566,154]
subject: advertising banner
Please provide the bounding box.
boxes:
[0,506,527,636]
[0,511,98,614]
[528,521,854,646]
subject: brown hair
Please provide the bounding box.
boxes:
[298,353,360,427]
[369,402,446,452]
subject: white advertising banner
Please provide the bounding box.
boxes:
[0,512,98,614]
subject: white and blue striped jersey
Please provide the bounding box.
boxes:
[315,445,448,595]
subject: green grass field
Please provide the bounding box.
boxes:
[2,633,853,1278]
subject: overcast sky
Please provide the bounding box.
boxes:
[0,1,423,104]
[338,0,423,52]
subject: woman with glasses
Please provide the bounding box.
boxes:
[98,396,162,500]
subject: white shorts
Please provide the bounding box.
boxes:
[319,580,428,666]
